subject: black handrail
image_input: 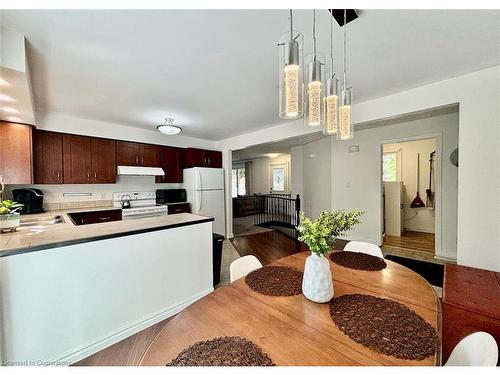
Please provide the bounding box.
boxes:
[252,194,301,239]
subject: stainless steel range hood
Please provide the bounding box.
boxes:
[116,166,165,176]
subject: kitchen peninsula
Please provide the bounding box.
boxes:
[0,210,214,365]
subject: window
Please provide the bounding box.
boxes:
[232,167,246,197]
[383,152,399,182]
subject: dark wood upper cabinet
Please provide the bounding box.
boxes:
[156,146,183,183]
[0,122,33,184]
[116,141,141,166]
[33,130,63,184]
[63,134,93,184]
[116,141,158,167]
[183,148,222,168]
[140,144,158,167]
[91,138,116,183]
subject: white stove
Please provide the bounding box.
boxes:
[112,191,167,219]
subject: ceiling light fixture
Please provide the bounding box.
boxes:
[1,107,20,114]
[338,9,354,140]
[323,14,339,135]
[266,153,281,158]
[278,10,303,120]
[304,10,325,127]
[0,94,14,103]
[157,117,181,135]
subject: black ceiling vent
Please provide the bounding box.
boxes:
[329,9,358,26]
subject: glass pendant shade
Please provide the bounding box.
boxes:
[278,31,304,119]
[323,76,339,134]
[304,54,325,127]
[338,88,353,140]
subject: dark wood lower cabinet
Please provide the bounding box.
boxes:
[67,209,122,226]
[167,203,191,214]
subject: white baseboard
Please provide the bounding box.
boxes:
[403,227,435,234]
[51,288,213,366]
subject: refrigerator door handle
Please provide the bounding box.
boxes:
[197,190,202,212]
[196,169,202,191]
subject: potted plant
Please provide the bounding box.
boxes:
[0,200,24,232]
[297,209,364,303]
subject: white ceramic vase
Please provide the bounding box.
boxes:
[302,252,334,303]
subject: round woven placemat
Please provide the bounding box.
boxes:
[329,250,387,271]
[245,266,303,296]
[165,336,275,366]
[329,294,438,360]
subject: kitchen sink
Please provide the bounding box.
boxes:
[20,215,65,226]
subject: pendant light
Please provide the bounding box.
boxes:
[338,9,353,140]
[157,117,182,135]
[323,14,339,135]
[304,10,325,127]
[278,10,303,120]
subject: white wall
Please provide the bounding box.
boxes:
[296,138,332,219]
[248,154,291,195]
[384,138,439,233]
[36,112,217,149]
[219,66,500,271]
[332,113,458,260]
[290,146,303,199]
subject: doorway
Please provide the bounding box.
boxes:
[381,136,439,262]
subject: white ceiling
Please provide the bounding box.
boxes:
[1,9,499,140]
[232,131,326,161]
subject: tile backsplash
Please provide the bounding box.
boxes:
[5,175,182,210]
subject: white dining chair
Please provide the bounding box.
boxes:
[230,255,263,283]
[445,332,498,366]
[343,241,384,258]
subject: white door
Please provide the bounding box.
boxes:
[269,163,289,194]
[195,168,224,190]
[384,181,403,236]
[194,189,225,235]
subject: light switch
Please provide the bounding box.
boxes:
[346,182,351,188]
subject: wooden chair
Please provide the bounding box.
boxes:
[445,332,498,366]
[230,255,262,283]
[343,241,383,258]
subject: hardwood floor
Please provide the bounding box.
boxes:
[231,230,347,265]
[73,317,173,366]
[384,231,435,253]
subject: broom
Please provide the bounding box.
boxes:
[410,153,426,208]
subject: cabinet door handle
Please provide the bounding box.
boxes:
[94,172,97,181]
[135,156,139,164]
[141,156,144,165]
[57,171,61,181]
[87,172,91,181]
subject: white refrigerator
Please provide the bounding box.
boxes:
[183,167,225,236]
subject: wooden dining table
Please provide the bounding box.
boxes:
[140,251,441,366]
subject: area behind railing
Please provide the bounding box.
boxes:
[251,194,301,239]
